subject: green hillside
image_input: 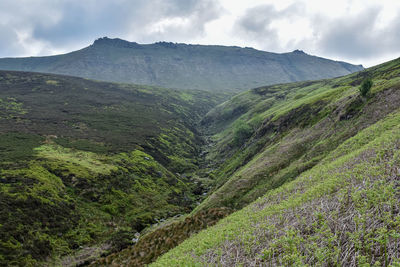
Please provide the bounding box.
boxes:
[143,58,400,266]
[154,110,400,266]
[196,57,400,212]
[0,71,225,266]
[0,37,363,93]
[2,57,399,267]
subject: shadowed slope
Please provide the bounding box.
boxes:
[0,70,225,266]
[0,37,363,92]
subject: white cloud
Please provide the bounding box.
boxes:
[224,0,400,66]
[0,0,399,66]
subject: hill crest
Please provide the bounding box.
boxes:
[0,37,363,92]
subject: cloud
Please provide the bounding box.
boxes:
[314,7,400,61]
[234,1,400,64]
[144,0,223,41]
[234,3,305,51]
[0,0,222,57]
[0,25,21,56]
[0,0,399,66]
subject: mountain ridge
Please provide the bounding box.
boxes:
[0,37,363,92]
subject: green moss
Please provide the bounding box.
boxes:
[1,162,65,203]
[35,143,117,176]
[167,155,197,173]
[0,97,27,118]
[54,138,109,153]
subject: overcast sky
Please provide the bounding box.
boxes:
[0,0,399,67]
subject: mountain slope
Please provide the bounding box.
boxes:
[0,71,225,266]
[196,57,400,212]
[154,110,400,266]
[0,37,363,92]
[139,58,400,266]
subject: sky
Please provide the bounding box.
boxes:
[0,0,399,67]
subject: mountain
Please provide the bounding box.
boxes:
[0,70,226,266]
[96,58,400,266]
[0,37,363,92]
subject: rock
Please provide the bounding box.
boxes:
[132,232,140,244]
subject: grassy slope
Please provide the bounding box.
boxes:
[196,57,400,212]
[152,58,400,266]
[0,71,225,266]
[154,106,400,266]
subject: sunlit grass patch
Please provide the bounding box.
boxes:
[35,144,117,176]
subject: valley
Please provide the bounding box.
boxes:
[1,0,400,265]
[96,57,400,266]
[0,71,225,265]
[0,43,399,267]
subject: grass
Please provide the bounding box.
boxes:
[153,108,400,266]
[92,208,231,266]
[91,58,400,267]
[35,143,117,175]
[0,132,43,161]
[0,70,225,265]
[196,57,400,213]
[0,55,399,266]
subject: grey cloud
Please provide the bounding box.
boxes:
[32,0,206,44]
[146,0,223,41]
[0,0,222,57]
[234,3,304,51]
[0,25,22,56]
[235,3,400,62]
[315,7,400,60]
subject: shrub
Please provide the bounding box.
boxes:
[108,229,136,252]
[233,120,253,147]
[359,78,373,97]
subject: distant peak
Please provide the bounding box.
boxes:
[92,37,140,48]
[292,49,306,54]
